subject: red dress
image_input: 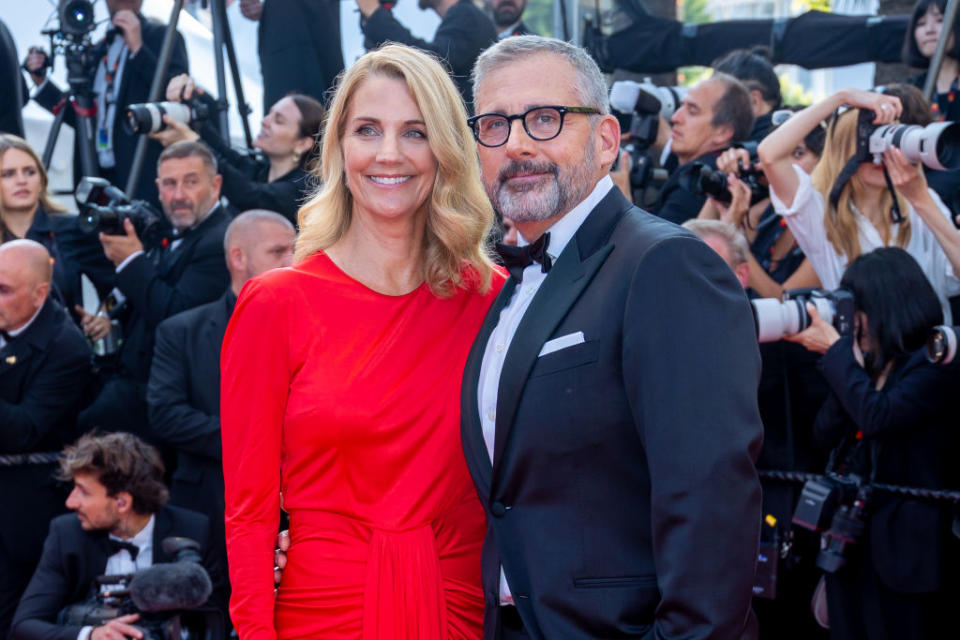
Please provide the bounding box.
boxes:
[220,252,503,640]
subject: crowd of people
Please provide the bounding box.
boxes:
[1,1,959,640]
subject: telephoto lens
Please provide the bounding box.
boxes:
[125,102,195,135]
[926,325,959,365]
[869,121,960,171]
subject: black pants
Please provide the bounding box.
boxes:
[498,606,531,640]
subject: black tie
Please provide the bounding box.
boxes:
[0,330,10,342]
[108,539,140,561]
[496,233,552,282]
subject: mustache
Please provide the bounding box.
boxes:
[168,201,194,210]
[498,160,558,184]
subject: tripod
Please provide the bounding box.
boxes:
[40,34,101,181]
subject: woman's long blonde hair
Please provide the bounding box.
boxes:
[0,134,66,220]
[295,44,496,297]
[810,109,910,260]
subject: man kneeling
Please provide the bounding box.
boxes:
[10,432,227,640]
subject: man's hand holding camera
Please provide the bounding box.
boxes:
[90,613,143,640]
[100,218,144,267]
[111,9,143,55]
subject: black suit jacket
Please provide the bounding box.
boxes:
[651,151,720,225]
[0,18,24,136]
[114,206,230,383]
[10,505,227,640]
[0,298,91,637]
[258,0,343,111]
[461,187,764,639]
[147,291,234,542]
[361,0,497,107]
[815,339,960,594]
[32,15,189,204]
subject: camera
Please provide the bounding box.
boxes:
[609,80,678,192]
[751,287,855,343]
[792,473,870,574]
[56,0,96,40]
[125,98,211,135]
[59,537,220,640]
[75,177,167,247]
[926,325,959,365]
[677,141,769,207]
[854,108,960,171]
[609,80,686,123]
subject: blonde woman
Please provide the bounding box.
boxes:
[757,89,960,320]
[219,44,503,640]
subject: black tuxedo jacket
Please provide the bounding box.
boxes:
[0,18,24,137]
[0,299,91,637]
[147,291,234,542]
[461,187,764,639]
[114,206,230,383]
[361,0,497,107]
[258,0,343,112]
[815,339,960,594]
[10,505,227,640]
[33,15,189,204]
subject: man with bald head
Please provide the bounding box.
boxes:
[0,240,91,637]
[148,210,294,558]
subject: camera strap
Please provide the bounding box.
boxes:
[829,157,904,225]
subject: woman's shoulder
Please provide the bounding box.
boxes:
[456,260,507,300]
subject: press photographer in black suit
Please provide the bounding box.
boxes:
[489,0,535,37]
[10,431,227,640]
[148,209,294,563]
[77,141,230,441]
[0,240,92,639]
[653,73,754,225]
[356,0,497,106]
[787,247,960,640]
[24,0,189,204]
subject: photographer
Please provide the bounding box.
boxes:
[757,89,960,321]
[10,431,227,640]
[712,48,782,142]
[787,247,960,640]
[148,74,324,223]
[76,141,229,439]
[0,240,92,639]
[653,73,754,225]
[24,0,189,204]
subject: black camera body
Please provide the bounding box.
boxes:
[792,473,871,574]
[678,141,769,206]
[752,287,855,343]
[75,177,167,247]
[56,0,97,40]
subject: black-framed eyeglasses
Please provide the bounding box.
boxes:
[467,105,601,147]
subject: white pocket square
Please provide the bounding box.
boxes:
[538,331,585,357]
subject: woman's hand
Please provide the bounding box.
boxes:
[883,147,933,206]
[840,89,902,124]
[150,115,200,147]
[713,174,752,228]
[784,303,840,354]
[716,147,754,175]
[165,73,199,102]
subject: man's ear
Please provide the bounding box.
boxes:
[597,114,621,169]
[749,90,766,117]
[115,491,134,514]
[713,123,735,149]
[228,245,246,274]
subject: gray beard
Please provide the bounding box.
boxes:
[487,145,597,224]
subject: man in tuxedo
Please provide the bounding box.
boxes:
[462,36,764,639]
[0,18,25,136]
[0,240,92,639]
[10,431,226,640]
[25,0,189,204]
[238,0,344,112]
[77,140,230,441]
[355,0,497,106]
[147,209,294,560]
[489,0,535,37]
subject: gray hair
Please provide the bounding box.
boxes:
[224,209,295,253]
[158,140,218,176]
[682,219,750,267]
[472,36,609,114]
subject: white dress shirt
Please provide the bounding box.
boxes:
[77,515,155,640]
[770,164,960,322]
[476,175,613,604]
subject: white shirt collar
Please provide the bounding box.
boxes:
[517,175,614,261]
[110,513,155,549]
[8,300,45,337]
[498,21,522,38]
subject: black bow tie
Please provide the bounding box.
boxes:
[496,233,552,282]
[108,539,140,561]
[0,330,11,343]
